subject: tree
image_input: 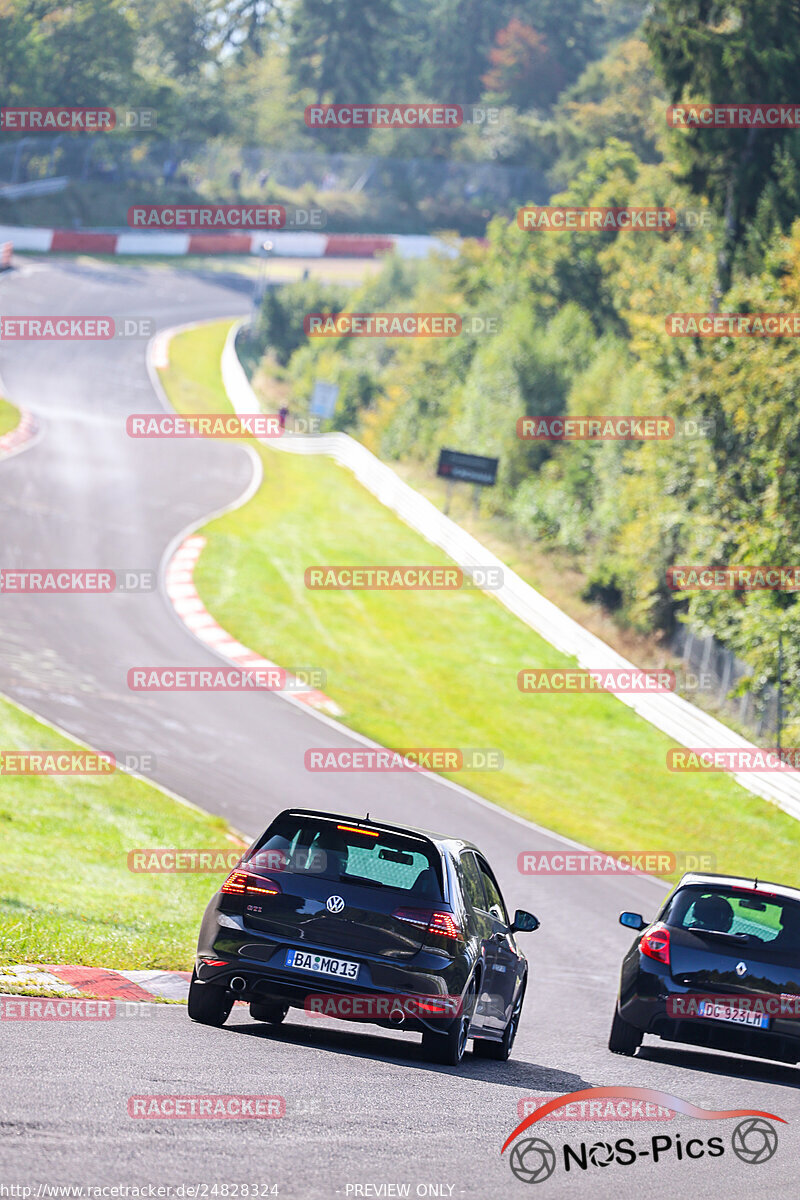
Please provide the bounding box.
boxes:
[646,0,800,301]
[482,17,564,111]
[289,0,404,110]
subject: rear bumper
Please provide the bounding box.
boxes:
[196,914,468,1033]
[619,972,800,1063]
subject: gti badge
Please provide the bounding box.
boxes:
[326,895,345,913]
[736,961,747,976]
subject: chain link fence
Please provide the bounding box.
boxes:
[0,135,546,230]
[672,624,780,740]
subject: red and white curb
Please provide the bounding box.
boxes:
[0,964,191,1001]
[0,409,37,459]
[0,225,462,260]
[165,534,342,716]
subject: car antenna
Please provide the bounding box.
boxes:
[365,812,370,821]
[754,877,759,889]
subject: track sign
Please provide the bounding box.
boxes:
[437,448,498,487]
[310,380,339,419]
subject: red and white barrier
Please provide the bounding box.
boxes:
[0,409,37,459]
[0,225,461,259]
[0,241,12,270]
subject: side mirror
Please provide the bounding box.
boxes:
[512,909,540,932]
[620,911,646,931]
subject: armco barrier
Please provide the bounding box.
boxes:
[221,318,800,824]
[0,225,461,259]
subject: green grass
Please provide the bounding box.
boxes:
[0,695,246,971]
[159,320,800,889]
[0,397,20,439]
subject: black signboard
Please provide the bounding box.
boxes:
[437,448,498,487]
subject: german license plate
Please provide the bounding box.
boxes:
[285,949,359,980]
[698,999,769,1028]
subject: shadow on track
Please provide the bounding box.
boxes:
[637,1043,800,1089]
[224,1016,593,1089]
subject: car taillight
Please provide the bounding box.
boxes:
[220,870,281,897]
[640,922,670,966]
[428,912,461,939]
[393,907,461,940]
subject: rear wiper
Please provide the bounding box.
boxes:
[690,928,751,944]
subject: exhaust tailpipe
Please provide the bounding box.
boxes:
[389,1007,405,1026]
[229,976,247,993]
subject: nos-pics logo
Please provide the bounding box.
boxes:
[502,1088,782,1184]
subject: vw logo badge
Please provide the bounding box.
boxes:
[326,895,345,913]
[736,961,747,976]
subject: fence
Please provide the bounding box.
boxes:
[0,136,546,230]
[672,625,780,740]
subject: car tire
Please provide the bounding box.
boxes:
[473,979,526,1062]
[187,969,234,1027]
[608,1006,642,1055]
[421,977,477,1066]
[250,1000,289,1024]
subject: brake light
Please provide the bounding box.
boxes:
[429,912,461,939]
[393,908,461,940]
[220,870,281,897]
[337,823,380,836]
[640,922,670,966]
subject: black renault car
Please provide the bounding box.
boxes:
[610,871,800,1063]
[189,807,539,1064]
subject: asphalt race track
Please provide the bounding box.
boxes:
[0,259,797,1198]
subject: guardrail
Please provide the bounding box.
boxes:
[221,318,800,824]
[0,176,68,200]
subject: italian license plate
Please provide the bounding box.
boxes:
[698,999,769,1028]
[285,949,359,980]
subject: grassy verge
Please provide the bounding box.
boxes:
[0,695,246,971]
[159,320,800,888]
[0,397,20,439]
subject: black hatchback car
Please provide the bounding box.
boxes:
[189,807,539,1064]
[610,871,800,1063]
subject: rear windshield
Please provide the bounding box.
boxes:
[665,886,800,945]
[250,814,443,898]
